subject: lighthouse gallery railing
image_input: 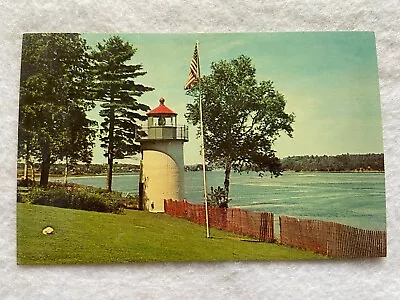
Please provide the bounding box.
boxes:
[138,125,189,141]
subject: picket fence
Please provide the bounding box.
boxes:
[279,216,386,258]
[164,199,274,242]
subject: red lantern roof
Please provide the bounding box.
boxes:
[147,98,177,116]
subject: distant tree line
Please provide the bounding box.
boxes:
[18,163,141,176]
[184,164,214,172]
[50,163,140,175]
[18,153,384,179]
[281,153,384,172]
[19,162,215,176]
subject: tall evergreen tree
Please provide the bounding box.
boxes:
[19,33,95,186]
[91,36,154,192]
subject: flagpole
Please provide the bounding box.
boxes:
[196,41,210,238]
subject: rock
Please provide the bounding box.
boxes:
[42,226,54,235]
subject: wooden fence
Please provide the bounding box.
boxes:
[164,199,274,242]
[279,216,386,258]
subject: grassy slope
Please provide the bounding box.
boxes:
[17,203,325,264]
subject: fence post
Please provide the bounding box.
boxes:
[259,213,264,241]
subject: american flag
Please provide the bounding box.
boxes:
[184,43,199,90]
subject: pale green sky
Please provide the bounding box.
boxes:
[82,32,383,165]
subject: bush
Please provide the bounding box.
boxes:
[17,192,24,203]
[120,194,140,209]
[207,186,231,208]
[21,186,125,214]
[17,178,36,187]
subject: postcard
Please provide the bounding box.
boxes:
[17,32,385,264]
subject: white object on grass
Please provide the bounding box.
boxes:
[42,226,54,235]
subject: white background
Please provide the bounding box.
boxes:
[1,1,399,299]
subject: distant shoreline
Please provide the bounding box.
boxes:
[44,169,384,178]
[21,169,384,180]
[283,170,384,174]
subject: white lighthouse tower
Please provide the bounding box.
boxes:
[137,97,189,212]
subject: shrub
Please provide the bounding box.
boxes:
[207,186,231,208]
[17,192,24,203]
[21,186,125,214]
[17,178,36,187]
[120,194,140,209]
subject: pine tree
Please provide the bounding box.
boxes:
[91,36,154,192]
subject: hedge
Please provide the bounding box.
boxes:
[18,186,128,214]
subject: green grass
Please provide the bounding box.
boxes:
[17,203,325,264]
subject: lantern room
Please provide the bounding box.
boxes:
[148,97,177,126]
[138,97,188,142]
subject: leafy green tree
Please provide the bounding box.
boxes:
[186,55,294,199]
[91,36,154,192]
[57,105,97,183]
[18,104,40,183]
[19,33,95,186]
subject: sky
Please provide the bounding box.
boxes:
[82,32,383,165]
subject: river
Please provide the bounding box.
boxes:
[52,171,386,231]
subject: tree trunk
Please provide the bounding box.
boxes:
[40,142,51,187]
[23,157,29,180]
[23,162,28,180]
[138,157,145,210]
[107,154,113,192]
[23,141,31,180]
[64,156,69,185]
[224,158,232,200]
[31,163,35,183]
[106,104,115,192]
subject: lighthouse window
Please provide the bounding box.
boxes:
[158,116,166,126]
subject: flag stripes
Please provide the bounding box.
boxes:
[184,44,199,90]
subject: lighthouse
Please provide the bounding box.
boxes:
[137,97,189,212]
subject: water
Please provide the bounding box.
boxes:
[53,171,386,231]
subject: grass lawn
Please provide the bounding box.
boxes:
[17,203,325,264]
